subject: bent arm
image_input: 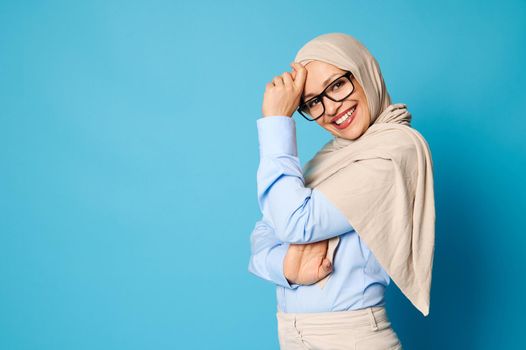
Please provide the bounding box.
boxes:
[256,116,353,243]
[248,219,300,289]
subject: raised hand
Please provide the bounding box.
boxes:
[262,62,307,118]
[283,240,333,285]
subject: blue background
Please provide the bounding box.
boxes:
[1,0,525,349]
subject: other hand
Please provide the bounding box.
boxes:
[283,240,333,285]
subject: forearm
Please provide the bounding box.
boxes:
[247,219,300,289]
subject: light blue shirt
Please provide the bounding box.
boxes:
[248,116,390,313]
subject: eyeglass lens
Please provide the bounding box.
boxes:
[300,75,354,120]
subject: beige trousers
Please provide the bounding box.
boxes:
[276,306,402,350]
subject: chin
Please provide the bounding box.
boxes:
[338,132,360,141]
[329,125,365,140]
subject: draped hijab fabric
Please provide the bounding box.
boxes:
[293,33,435,316]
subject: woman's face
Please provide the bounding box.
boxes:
[301,60,371,140]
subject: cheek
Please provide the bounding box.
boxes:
[357,100,370,125]
[359,94,370,123]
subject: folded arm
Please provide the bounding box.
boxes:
[248,219,300,289]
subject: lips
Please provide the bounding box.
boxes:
[332,104,358,130]
[331,105,357,124]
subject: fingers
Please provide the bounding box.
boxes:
[290,62,307,90]
[272,76,284,86]
[281,71,294,87]
[290,67,297,80]
[271,72,293,88]
[268,62,306,89]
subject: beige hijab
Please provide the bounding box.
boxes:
[294,33,435,317]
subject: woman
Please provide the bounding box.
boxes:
[248,32,435,349]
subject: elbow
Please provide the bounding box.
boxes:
[247,256,258,277]
[247,261,254,275]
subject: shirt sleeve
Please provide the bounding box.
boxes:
[248,219,300,289]
[256,116,354,244]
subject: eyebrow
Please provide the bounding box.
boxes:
[303,73,341,100]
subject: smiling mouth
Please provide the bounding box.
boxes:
[331,104,357,129]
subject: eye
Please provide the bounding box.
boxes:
[307,98,320,108]
[332,80,344,90]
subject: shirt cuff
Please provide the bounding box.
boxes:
[257,116,298,157]
[266,244,300,290]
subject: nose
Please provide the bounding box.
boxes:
[322,96,342,122]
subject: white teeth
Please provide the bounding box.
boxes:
[335,106,356,125]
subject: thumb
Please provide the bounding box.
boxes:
[322,258,332,273]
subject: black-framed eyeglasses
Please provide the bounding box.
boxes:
[296,71,355,121]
